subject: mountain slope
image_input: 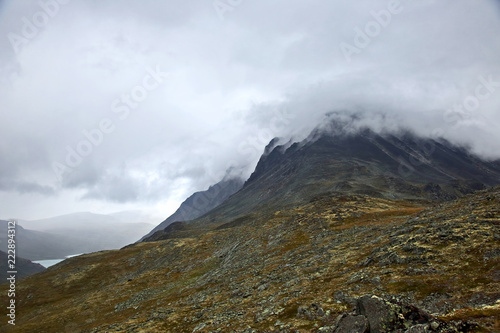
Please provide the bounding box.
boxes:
[0,250,45,281]
[145,129,500,241]
[140,177,244,241]
[242,129,500,203]
[2,127,500,332]
[4,186,499,332]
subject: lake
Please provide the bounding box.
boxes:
[34,254,84,268]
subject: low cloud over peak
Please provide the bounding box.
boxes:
[1,0,499,219]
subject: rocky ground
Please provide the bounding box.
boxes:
[1,187,499,332]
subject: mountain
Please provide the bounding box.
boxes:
[140,177,244,241]
[144,129,500,241]
[19,212,123,231]
[0,250,45,281]
[0,220,83,260]
[2,127,499,332]
[20,212,152,231]
[109,210,157,224]
[1,214,153,261]
[20,213,153,257]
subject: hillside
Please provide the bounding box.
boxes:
[2,186,499,332]
[1,128,499,332]
[0,251,45,281]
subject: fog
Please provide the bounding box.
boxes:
[1,0,499,220]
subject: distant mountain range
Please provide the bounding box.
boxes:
[0,214,153,261]
[0,220,79,261]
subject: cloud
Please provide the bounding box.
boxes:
[0,0,499,219]
[81,172,140,203]
[0,179,55,195]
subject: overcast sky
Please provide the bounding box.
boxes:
[1,0,499,221]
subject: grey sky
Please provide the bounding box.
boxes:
[1,0,499,220]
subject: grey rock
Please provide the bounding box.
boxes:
[405,324,429,332]
[484,247,500,260]
[429,321,440,330]
[371,276,382,285]
[334,291,356,305]
[334,314,369,333]
[356,295,401,333]
[297,303,326,321]
[402,243,427,255]
[378,251,407,266]
[192,323,206,332]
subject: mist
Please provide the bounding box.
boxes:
[1,0,499,219]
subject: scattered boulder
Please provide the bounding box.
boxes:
[297,303,325,321]
[356,295,404,332]
[334,314,369,333]
[404,324,429,333]
[324,295,471,333]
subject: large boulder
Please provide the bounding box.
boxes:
[334,314,369,333]
[339,295,462,333]
[356,295,405,332]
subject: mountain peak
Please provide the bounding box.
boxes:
[166,127,500,236]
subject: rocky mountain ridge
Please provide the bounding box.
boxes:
[144,129,500,242]
[1,128,499,332]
